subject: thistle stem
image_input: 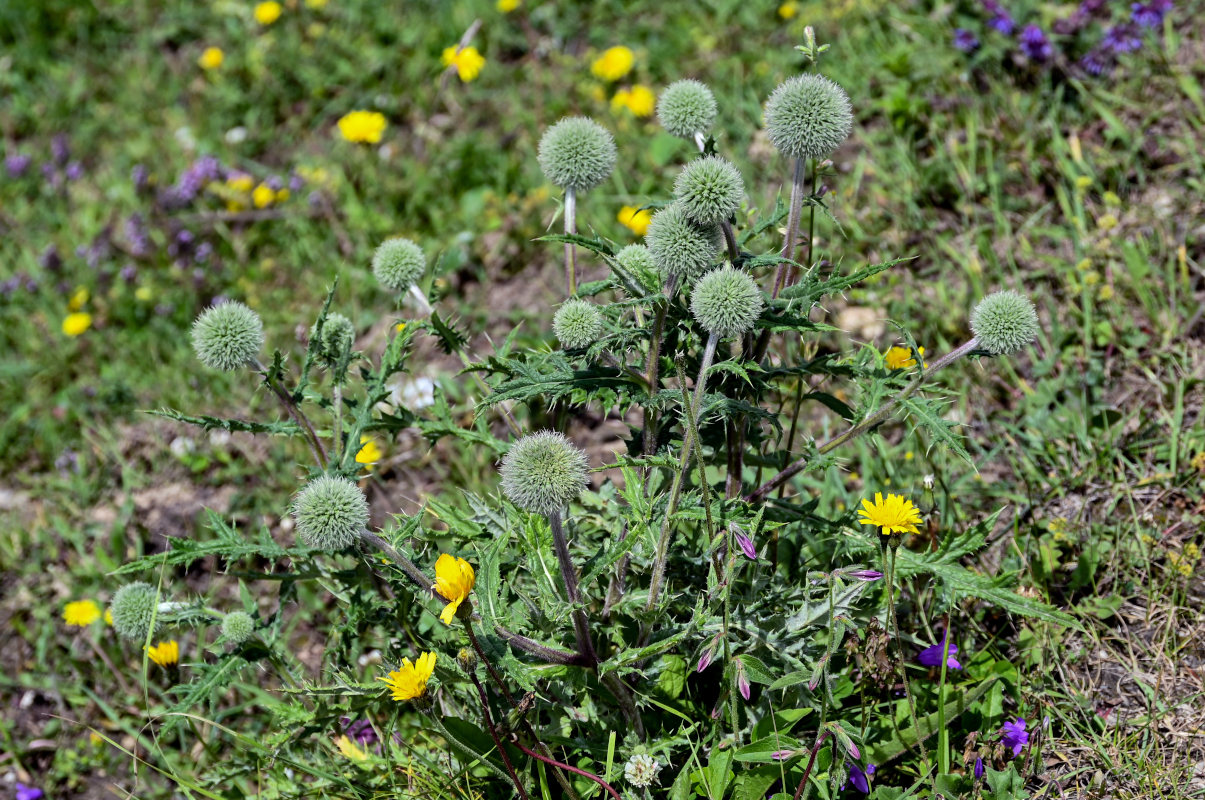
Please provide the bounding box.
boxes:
[772,158,806,300]
[255,359,327,468]
[564,188,578,296]
[407,283,433,316]
[744,338,980,503]
[510,738,623,800]
[467,670,530,800]
[791,730,832,800]
[332,384,343,465]
[547,509,598,666]
[429,713,512,786]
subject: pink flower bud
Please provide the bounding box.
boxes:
[735,658,751,701]
[736,531,757,560]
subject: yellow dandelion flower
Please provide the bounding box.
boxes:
[63,312,92,337]
[356,435,382,466]
[337,110,387,144]
[63,600,102,627]
[434,553,475,625]
[857,492,923,536]
[69,286,90,312]
[441,45,485,82]
[497,0,520,11]
[378,651,437,701]
[618,205,652,236]
[199,47,224,70]
[884,345,924,370]
[778,1,799,19]
[252,183,274,208]
[227,174,254,193]
[253,1,282,25]
[611,85,655,117]
[334,735,369,761]
[146,640,180,668]
[104,608,113,625]
[591,46,634,82]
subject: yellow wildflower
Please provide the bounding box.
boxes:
[69,286,89,312]
[356,436,382,466]
[146,640,180,668]
[1097,285,1114,301]
[434,553,475,625]
[857,492,923,536]
[253,1,282,25]
[611,85,655,117]
[1097,213,1118,231]
[227,173,254,193]
[135,286,153,302]
[63,600,102,627]
[335,735,369,761]
[497,0,520,10]
[306,0,328,7]
[337,110,387,144]
[252,183,274,208]
[779,1,799,18]
[618,205,652,236]
[275,187,290,202]
[1074,175,1092,190]
[884,345,924,370]
[62,312,92,337]
[198,47,224,70]
[104,608,113,625]
[442,45,485,82]
[378,651,437,701]
[591,46,634,82]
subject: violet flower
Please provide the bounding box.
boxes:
[65,161,84,181]
[1000,717,1029,756]
[974,756,984,779]
[16,783,44,800]
[844,762,876,793]
[954,29,980,52]
[6,153,31,177]
[1131,0,1171,27]
[735,658,751,701]
[917,631,962,670]
[51,134,69,166]
[735,530,757,560]
[844,569,883,582]
[1019,24,1053,61]
[1103,24,1142,53]
[981,2,1016,35]
[1080,50,1112,76]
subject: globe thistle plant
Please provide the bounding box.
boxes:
[553,298,604,350]
[645,203,722,284]
[500,431,588,517]
[690,265,764,339]
[292,474,369,552]
[309,312,354,368]
[674,156,745,226]
[657,79,717,142]
[615,243,656,280]
[372,237,426,294]
[110,581,161,642]
[220,610,255,644]
[537,117,617,193]
[970,290,1040,354]
[763,74,853,161]
[191,301,264,371]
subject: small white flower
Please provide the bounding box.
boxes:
[394,376,436,410]
[225,126,248,145]
[174,126,196,151]
[170,436,197,457]
[209,429,233,448]
[923,474,935,490]
[624,754,661,788]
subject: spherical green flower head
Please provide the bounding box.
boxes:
[615,244,658,289]
[644,203,722,283]
[690,265,764,338]
[657,79,717,139]
[970,290,1039,354]
[111,582,161,642]
[764,74,853,160]
[500,431,589,516]
[372,237,426,293]
[537,117,617,192]
[221,611,255,644]
[292,475,369,552]
[553,298,603,350]
[191,301,264,371]
[674,156,745,226]
[309,312,355,366]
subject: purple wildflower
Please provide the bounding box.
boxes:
[845,762,876,793]
[131,164,149,192]
[195,241,214,263]
[39,244,62,272]
[289,172,305,192]
[954,29,980,52]
[735,658,751,701]
[735,530,757,560]
[845,569,883,582]
[120,264,138,283]
[698,634,720,672]
[974,756,984,780]
[6,153,31,177]
[51,134,70,166]
[41,162,60,186]
[1103,24,1142,53]
[1019,24,1053,61]
[16,783,44,800]
[340,716,380,748]
[65,161,84,181]
[917,631,962,670]
[1131,0,1171,27]
[266,174,284,191]
[1000,718,1029,757]
[125,214,153,257]
[771,750,796,761]
[1080,50,1113,76]
[981,3,1016,35]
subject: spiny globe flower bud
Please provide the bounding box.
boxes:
[309,312,355,366]
[537,117,617,192]
[500,431,589,516]
[220,610,255,644]
[644,203,722,283]
[690,265,764,338]
[292,475,369,552]
[657,79,717,139]
[764,74,853,160]
[970,290,1040,355]
[616,243,656,278]
[110,582,161,641]
[372,237,426,293]
[553,298,603,350]
[191,301,264,371]
[674,156,745,226]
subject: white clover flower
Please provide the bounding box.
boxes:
[624,754,662,788]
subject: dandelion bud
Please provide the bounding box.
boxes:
[674,155,744,226]
[923,473,935,491]
[537,117,617,192]
[456,647,477,672]
[645,203,722,283]
[309,312,355,367]
[191,301,264,371]
[500,431,589,516]
[220,610,255,643]
[764,74,853,161]
[690,265,764,338]
[970,290,1039,355]
[657,79,718,140]
[552,298,603,350]
[623,754,662,788]
[291,475,369,552]
[372,237,426,293]
[110,582,161,641]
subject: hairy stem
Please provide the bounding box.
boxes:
[772,158,806,299]
[256,359,327,468]
[467,670,530,800]
[429,713,511,785]
[510,738,623,800]
[564,187,578,296]
[792,730,832,800]
[547,509,598,666]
